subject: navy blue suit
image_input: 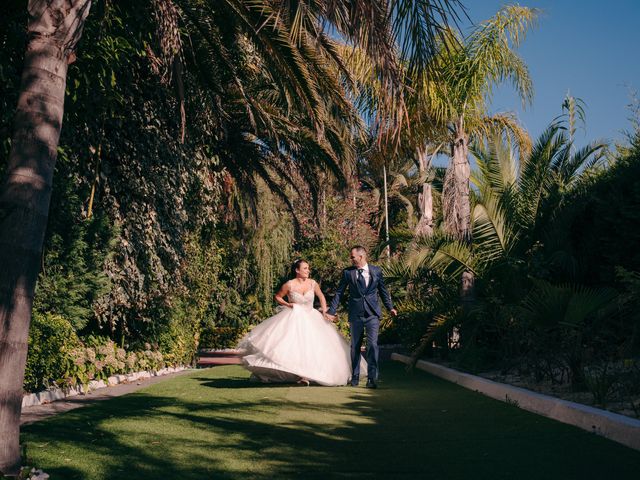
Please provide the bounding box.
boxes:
[328,265,394,382]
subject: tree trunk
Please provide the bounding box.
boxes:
[382,164,391,262]
[442,120,475,321]
[442,121,471,241]
[414,145,434,237]
[0,1,91,474]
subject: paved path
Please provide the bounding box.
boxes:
[21,351,246,425]
[21,370,194,425]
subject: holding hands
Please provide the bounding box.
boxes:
[321,308,337,322]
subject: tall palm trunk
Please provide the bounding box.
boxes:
[442,117,474,310]
[0,1,91,473]
[415,145,434,237]
[443,118,471,241]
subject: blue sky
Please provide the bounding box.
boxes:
[461,0,640,148]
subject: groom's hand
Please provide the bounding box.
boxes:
[325,313,337,322]
[390,308,398,317]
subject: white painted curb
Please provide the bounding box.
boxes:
[392,353,640,452]
[22,366,190,409]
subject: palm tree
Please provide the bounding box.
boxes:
[414,143,446,237]
[429,120,607,284]
[417,5,538,242]
[401,120,607,363]
[359,140,418,228]
[0,1,92,473]
[396,5,538,307]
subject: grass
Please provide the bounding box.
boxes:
[21,362,640,479]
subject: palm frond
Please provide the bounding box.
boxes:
[558,141,607,187]
[473,112,532,162]
[472,191,518,262]
[520,279,618,329]
[471,132,518,193]
[429,238,477,279]
[517,122,565,223]
[408,314,450,366]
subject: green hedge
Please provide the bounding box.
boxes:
[24,312,82,392]
[24,313,167,393]
[199,326,247,350]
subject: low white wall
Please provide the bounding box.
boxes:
[392,353,640,452]
[22,366,189,409]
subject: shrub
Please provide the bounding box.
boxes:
[24,313,82,392]
[199,325,247,350]
[25,328,169,392]
[158,299,200,367]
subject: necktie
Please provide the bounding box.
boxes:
[357,268,366,290]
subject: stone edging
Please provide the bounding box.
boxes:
[21,366,189,408]
[391,353,640,452]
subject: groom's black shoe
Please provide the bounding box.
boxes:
[366,379,377,389]
[350,377,359,387]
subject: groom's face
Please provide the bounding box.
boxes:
[350,250,365,267]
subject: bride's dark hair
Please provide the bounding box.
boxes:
[289,258,308,279]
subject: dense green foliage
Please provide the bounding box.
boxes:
[559,146,640,286]
[24,312,168,393]
[24,313,82,392]
[382,121,640,411]
[33,171,116,331]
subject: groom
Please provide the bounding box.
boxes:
[327,246,397,388]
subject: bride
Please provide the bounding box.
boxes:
[238,259,364,386]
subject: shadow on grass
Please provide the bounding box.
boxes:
[21,363,640,479]
[190,376,295,389]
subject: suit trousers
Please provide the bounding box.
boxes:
[350,314,380,381]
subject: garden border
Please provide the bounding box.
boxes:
[391,353,640,452]
[21,366,189,409]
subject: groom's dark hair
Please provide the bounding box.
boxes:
[351,245,367,255]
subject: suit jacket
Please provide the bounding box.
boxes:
[328,265,394,319]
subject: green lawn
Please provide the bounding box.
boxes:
[22,362,640,479]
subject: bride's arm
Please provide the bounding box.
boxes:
[314,281,328,317]
[274,281,293,308]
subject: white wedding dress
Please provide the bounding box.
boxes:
[238,280,364,386]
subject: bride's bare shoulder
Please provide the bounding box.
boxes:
[276,280,291,294]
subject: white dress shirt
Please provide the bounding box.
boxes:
[359,263,371,287]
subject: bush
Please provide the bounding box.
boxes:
[25,327,168,393]
[158,299,200,367]
[560,152,640,287]
[33,168,116,331]
[24,313,82,392]
[199,325,247,350]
